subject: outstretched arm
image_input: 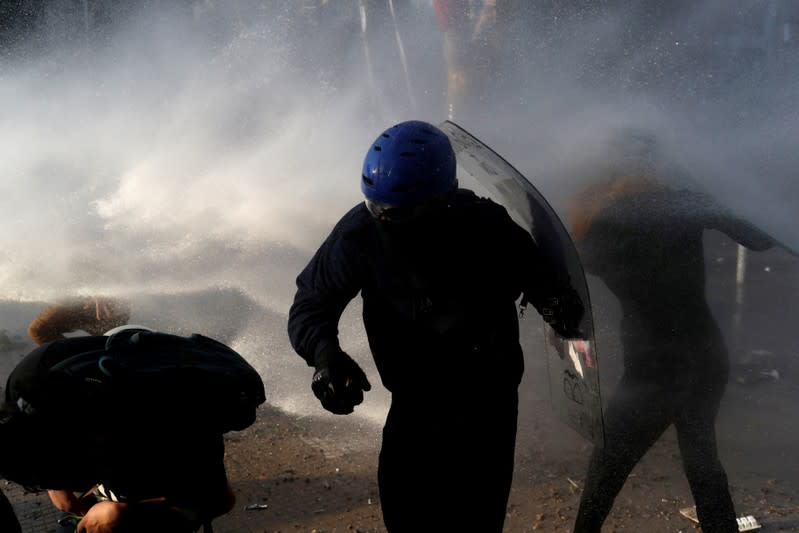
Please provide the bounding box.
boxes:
[678,189,777,252]
[711,214,778,252]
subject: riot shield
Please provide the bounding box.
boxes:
[439,120,605,446]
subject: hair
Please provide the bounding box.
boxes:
[568,175,663,241]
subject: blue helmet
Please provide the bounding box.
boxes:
[361,121,457,211]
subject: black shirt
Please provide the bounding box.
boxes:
[288,189,565,394]
[2,336,226,506]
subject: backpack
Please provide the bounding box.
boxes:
[47,329,266,433]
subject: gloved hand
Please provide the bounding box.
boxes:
[541,286,585,340]
[312,346,372,415]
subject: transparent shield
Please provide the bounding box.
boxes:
[439,120,605,445]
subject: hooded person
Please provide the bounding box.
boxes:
[0,325,241,533]
[288,120,583,532]
[568,129,779,533]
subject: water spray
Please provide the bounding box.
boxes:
[387,0,417,112]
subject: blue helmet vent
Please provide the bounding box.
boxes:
[360,120,457,207]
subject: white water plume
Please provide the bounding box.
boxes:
[1,3,798,444]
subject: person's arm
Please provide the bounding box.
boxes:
[74,498,194,533]
[504,207,585,338]
[287,213,371,414]
[710,212,777,252]
[74,478,235,533]
[48,488,97,515]
[287,222,363,366]
[679,189,777,252]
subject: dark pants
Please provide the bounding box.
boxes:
[0,487,21,533]
[573,374,737,533]
[378,388,518,533]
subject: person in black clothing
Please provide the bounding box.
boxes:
[287,120,583,532]
[568,134,777,533]
[0,329,235,533]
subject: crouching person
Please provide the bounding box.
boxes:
[0,326,265,533]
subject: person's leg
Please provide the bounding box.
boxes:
[573,377,673,533]
[378,389,518,533]
[674,384,737,533]
[378,398,428,533]
[0,487,21,533]
[458,388,518,532]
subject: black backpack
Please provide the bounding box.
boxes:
[48,329,266,433]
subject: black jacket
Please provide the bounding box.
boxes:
[577,188,774,379]
[288,189,568,394]
[1,337,226,504]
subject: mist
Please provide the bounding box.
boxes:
[1,2,390,309]
[1,0,798,468]
[2,2,797,298]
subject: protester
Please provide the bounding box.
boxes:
[569,130,778,533]
[288,120,583,532]
[0,326,265,533]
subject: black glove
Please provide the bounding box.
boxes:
[312,346,372,415]
[541,285,585,340]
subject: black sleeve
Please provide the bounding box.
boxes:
[490,201,585,338]
[504,208,574,315]
[287,214,365,366]
[473,201,564,314]
[709,212,776,252]
[679,190,776,252]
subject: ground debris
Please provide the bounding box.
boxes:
[244,503,269,511]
